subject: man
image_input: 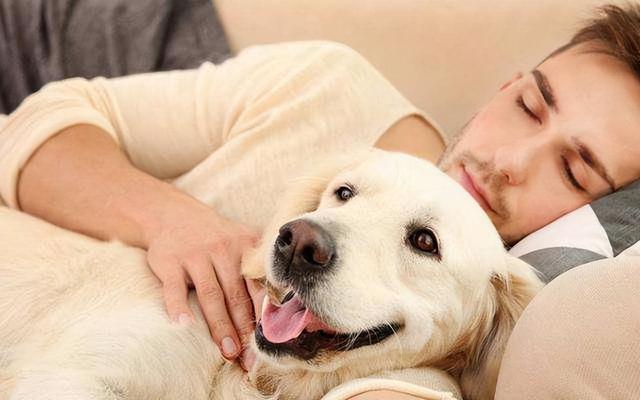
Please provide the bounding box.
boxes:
[1,4,639,399]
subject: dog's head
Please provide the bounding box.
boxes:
[243,149,543,400]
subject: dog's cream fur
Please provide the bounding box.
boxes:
[0,150,542,400]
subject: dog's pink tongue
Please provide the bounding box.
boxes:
[262,295,313,343]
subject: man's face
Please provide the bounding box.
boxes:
[439,44,640,245]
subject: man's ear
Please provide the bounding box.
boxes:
[240,151,369,280]
[458,256,544,400]
[499,72,524,91]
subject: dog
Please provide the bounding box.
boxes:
[0,150,543,400]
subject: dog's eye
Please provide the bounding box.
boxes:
[335,185,355,202]
[409,229,439,255]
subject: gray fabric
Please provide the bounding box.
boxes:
[0,0,231,114]
[517,178,640,281]
[592,179,640,256]
[519,247,606,283]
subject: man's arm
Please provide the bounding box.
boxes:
[2,41,445,373]
[1,44,370,369]
[18,123,261,367]
[20,124,178,248]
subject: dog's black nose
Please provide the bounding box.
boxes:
[274,219,335,277]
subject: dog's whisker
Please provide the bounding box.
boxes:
[349,332,359,349]
[385,321,405,359]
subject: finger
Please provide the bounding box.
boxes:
[212,255,257,348]
[241,279,264,371]
[188,259,241,360]
[237,224,260,246]
[147,255,193,324]
[162,270,194,325]
[240,348,257,372]
[246,278,266,323]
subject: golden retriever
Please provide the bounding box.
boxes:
[0,150,542,400]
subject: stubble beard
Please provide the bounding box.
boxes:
[437,118,519,245]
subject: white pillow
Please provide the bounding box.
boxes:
[509,180,640,282]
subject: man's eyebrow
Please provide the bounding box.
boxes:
[532,69,558,112]
[572,137,616,193]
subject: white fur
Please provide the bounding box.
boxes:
[0,150,542,400]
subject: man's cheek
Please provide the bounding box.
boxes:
[518,204,565,236]
[465,107,509,144]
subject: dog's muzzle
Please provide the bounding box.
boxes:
[272,219,336,291]
[260,219,402,360]
[255,291,402,360]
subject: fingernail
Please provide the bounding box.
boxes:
[222,337,238,357]
[177,313,193,326]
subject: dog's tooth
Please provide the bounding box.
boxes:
[282,291,295,303]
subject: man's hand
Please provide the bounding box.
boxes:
[17,125,266,369]
[145,203,262,364]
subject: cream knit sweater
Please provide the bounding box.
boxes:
[0,41,444,225]
[0,41,458,399]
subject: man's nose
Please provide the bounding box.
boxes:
[492,136,549,185]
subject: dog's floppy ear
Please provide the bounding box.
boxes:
[457,257,543,400]
[241,151,370,280]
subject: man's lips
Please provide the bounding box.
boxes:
[460,165,495,214]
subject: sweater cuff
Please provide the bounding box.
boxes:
[321,378,459,400]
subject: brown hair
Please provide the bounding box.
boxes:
[549,4,640,77]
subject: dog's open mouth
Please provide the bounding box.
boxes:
[255,291,400,360]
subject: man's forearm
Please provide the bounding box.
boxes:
[17,124,198,248]
[17,123,264,362]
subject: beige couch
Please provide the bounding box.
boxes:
[217,0,624,141]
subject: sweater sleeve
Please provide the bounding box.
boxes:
[0,63,216,208]
[0,41,413,209]
[321,368,462,400]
